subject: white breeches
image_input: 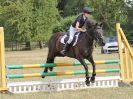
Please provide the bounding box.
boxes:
[67,25,78,44]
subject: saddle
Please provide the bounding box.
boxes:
[60,31,80,46]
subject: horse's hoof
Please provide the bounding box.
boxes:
[90,77,95,83]
[42,75,45,78]
[42,72,46,78]
[85,79,90,86]
[49,67,53,71]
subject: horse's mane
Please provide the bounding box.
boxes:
[85,19,97,28]
[84,19,98,43]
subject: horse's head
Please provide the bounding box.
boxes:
[85,19,105,46]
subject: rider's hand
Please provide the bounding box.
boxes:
[81,29,86,32]
[77,28,86,32]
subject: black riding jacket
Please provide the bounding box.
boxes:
[72,14,87,28]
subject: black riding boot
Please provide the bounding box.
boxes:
[61,43,70,55]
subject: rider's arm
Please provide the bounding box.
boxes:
[75,22,86,32]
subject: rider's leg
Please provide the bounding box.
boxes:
[60,36,72,55]
[60,41,70,55]
[61,26,76,55]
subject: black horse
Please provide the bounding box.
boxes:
[42,19,105,86]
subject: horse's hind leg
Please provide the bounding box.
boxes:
[87,56,96,83]
[78,57,90,86]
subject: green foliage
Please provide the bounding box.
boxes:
[88,0,127,36]
[0,0,60,43]
[53,15,77,33]
[32,0,60,42]
[122,2,133,39]
[57,0,88,17]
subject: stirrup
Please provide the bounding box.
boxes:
[60,50,66,55]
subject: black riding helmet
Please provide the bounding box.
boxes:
[82,7,93,14]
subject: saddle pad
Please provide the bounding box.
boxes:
[60,32,80,46]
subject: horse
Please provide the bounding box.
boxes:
[42,19,105,86]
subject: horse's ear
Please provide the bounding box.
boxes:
[95,23,98,26]
[99,23,103,27]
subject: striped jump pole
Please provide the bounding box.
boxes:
[6,68,120,79]
[6,59,119,69]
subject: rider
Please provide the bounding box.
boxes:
[61,7,93,55]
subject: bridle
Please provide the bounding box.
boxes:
[85,25,103,45]
[93,26,103,41]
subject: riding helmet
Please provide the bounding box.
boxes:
[82,7,93,14]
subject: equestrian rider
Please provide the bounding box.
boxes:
[61,7,93,55]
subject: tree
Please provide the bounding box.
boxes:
[57,0,88,17]
[53,15,77,33]
[0,0,60,50]
[123,0,133,39]
[57,0,67,16]
[88,0,127,36]
[32,0,59,43]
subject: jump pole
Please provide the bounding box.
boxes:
[6,59,119,69]
[7,68,120,79]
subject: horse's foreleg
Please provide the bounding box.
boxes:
[42,67,48,78]
[47,57,55,71]
[78,57,90,86]
[87,56,96,83]
[42,56,55,78]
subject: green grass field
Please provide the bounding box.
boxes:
[1,48,133,99]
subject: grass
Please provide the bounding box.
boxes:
[1,47,133,99]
